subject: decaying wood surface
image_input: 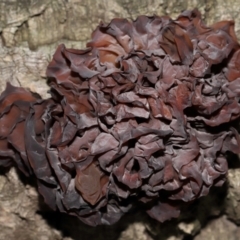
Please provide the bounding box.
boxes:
[1,0,240,239]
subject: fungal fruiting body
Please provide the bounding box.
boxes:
[0,9,240,226]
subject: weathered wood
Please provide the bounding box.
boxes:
[1,1,240,239]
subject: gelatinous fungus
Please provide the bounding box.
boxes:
[0,9,240,226]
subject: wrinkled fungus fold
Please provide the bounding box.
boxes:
[0,9,240,226]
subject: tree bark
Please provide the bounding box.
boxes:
[1,1,240,239]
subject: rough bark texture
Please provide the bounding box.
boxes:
[1,0,240,239]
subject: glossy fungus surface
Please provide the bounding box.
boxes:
[1,9,240,226]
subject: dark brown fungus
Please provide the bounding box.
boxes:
[1,9,240,226]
